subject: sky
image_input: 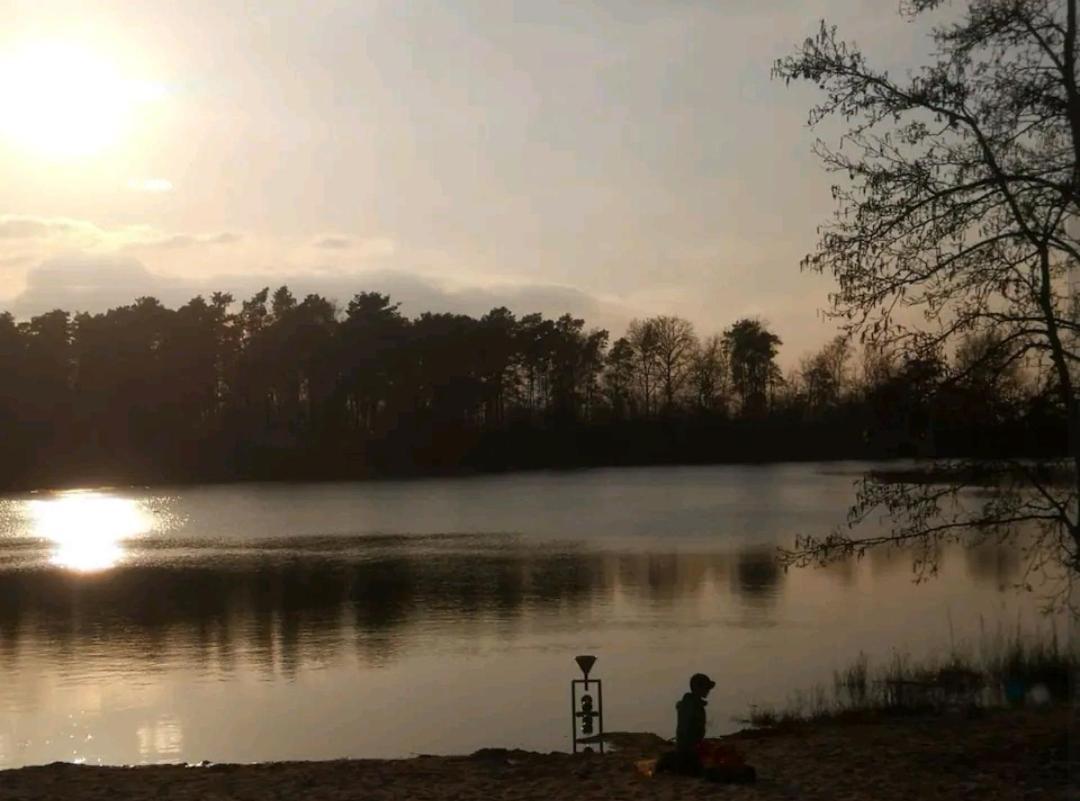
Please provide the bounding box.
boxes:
[0,1,935,366]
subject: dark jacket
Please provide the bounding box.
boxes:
[675,692,707,752]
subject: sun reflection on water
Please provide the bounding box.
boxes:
[27,492,152,572]
[136,716,183,761]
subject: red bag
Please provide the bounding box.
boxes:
[695,740,745,769]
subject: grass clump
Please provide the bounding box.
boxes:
[981,623,1072,703]
[742,622,1075,729]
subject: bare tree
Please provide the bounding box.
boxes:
[691,334,727,413]
[627,318,661,416]
[604,336,639,419]
[858,342,897,397]
[953,327,1030,410]
[652,315,698,410]
[800,334,852,413]
[774,0,1080,599]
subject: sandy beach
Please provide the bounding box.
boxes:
[1,707,1068,801]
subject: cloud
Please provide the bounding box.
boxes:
[208,232,242,245]
[127,178,174,193]
[0,215,162,252]
[312,236,397,258]
[6,255,634,334]
[0,215,242,255]
[140,232,243,249]
[0,215,87,240]
[11,255,188,314]
[0,212,834,364]
[314,236,351,250]
[0,218,57,239]
[356,237,397,258]
[151,234,197,249]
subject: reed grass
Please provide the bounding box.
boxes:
[742,619,1075,728]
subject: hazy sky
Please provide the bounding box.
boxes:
[0,1,933,365]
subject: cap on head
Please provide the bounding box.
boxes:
[690,673,716,694]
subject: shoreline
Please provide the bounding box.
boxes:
[2,707,1068,800]
[0,455,978,496]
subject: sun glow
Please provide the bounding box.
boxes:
[27,492,152,572]
[0,41,164,159]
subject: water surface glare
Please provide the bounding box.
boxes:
[0,464,1052,767]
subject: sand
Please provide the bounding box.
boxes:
[0,707,1069,800]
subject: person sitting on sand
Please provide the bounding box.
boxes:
[656,673,714,775]
[658,672,756,784]
[675,672,714,769]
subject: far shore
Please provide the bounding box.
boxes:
[0,454,1059,496]
[1,706,1067,801]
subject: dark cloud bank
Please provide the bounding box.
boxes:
[6,254,632,332]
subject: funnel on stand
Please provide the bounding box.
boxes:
[575,654,597,680]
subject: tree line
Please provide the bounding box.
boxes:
[0,287,1066,488]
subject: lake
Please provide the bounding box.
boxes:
[0,463,1054,768]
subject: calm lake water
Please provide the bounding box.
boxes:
[0,463,1055,768]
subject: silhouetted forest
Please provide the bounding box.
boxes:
[0,288,1066,488]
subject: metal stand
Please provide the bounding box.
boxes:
[570,676,604,754]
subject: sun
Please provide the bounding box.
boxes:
[0,41,163,159]
[27,491,153,572]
